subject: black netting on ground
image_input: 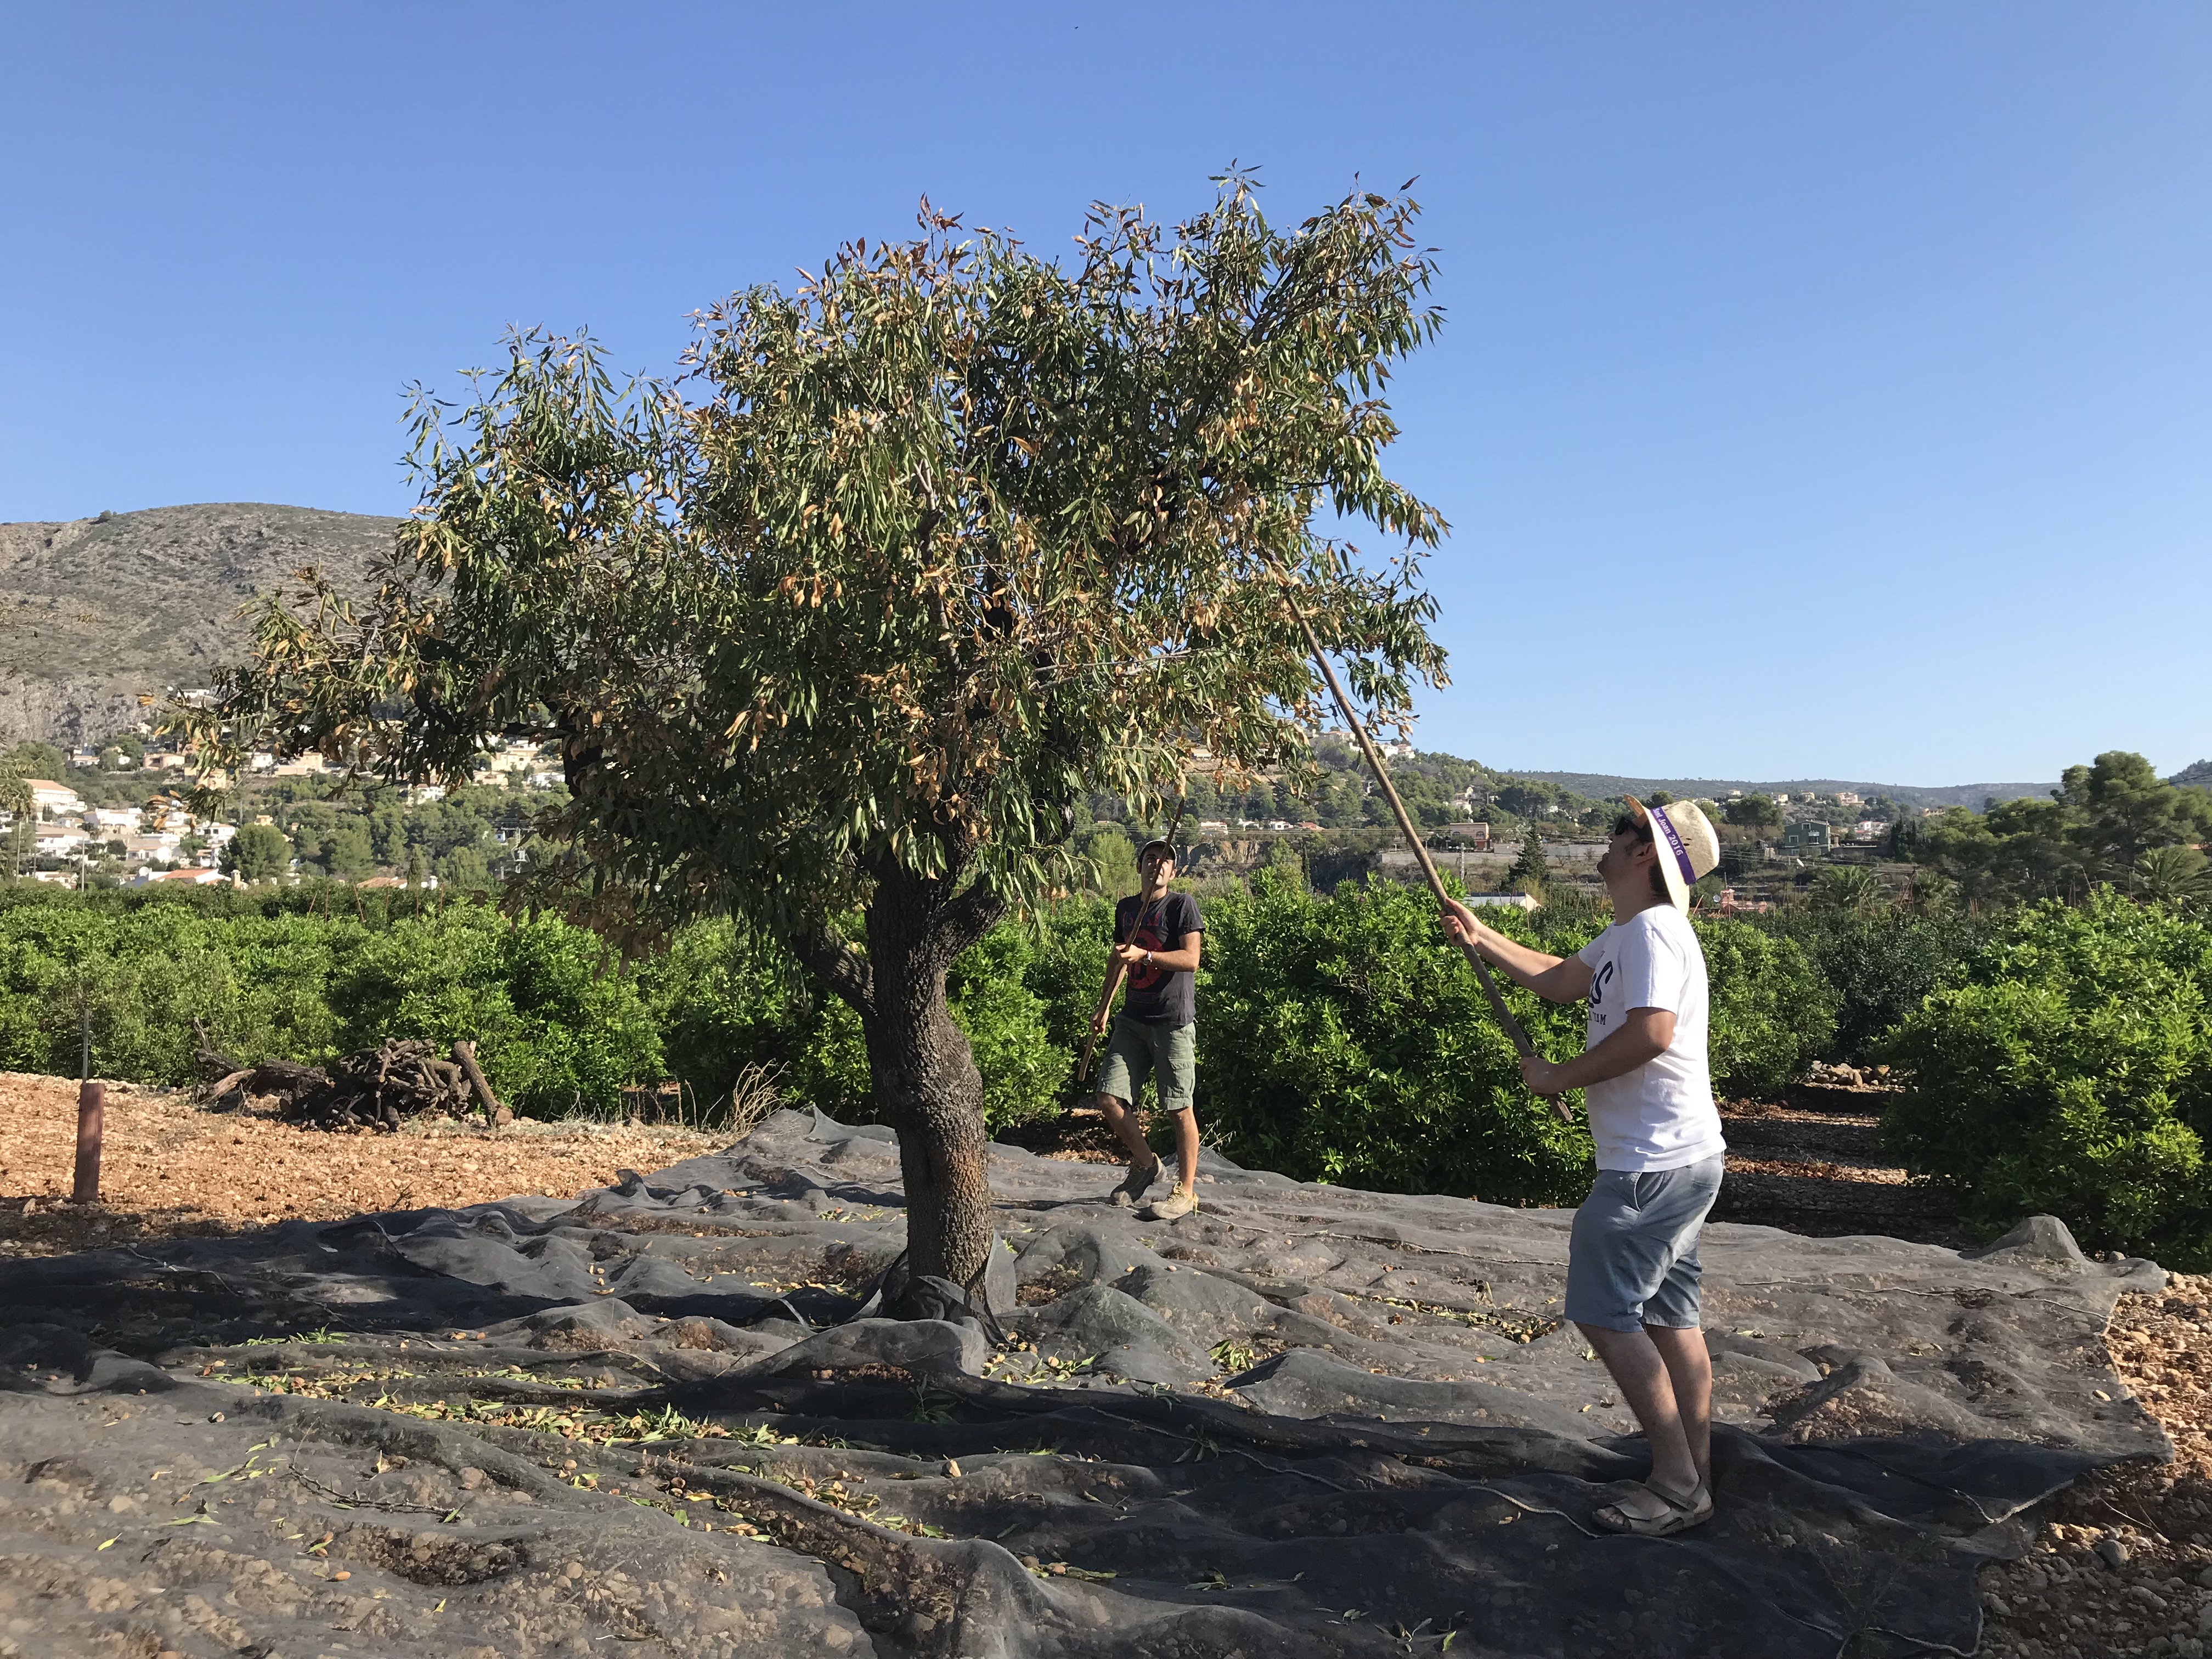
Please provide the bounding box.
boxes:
[0,1109,2170,1657]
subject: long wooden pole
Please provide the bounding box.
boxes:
[1272,577,1571,1120]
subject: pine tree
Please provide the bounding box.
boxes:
[1505,827,1549,896]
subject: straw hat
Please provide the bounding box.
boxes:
[1629,797,1720,910]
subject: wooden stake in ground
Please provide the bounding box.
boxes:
[72,1007,103,1203]
[72,1081,104,1204]
[1272,575,1572,1123]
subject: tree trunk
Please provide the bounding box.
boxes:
[857,871,996,1289]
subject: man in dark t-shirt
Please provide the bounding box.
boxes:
[1090,838,1204,1221]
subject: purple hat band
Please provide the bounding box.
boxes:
[1650,805,1697,885]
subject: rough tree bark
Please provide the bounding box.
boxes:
[790,862,1003,1289]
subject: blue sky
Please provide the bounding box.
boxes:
[4,2,2205,785]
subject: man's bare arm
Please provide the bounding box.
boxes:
[1112,929,1201,974]
[1521,1009,1676,1096]
[1439,900,1594,1003]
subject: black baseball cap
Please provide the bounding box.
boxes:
[1137,838,1176,862]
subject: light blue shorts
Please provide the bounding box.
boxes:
[1564,1155,1725,1333]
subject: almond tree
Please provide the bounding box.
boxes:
[182,177,1451,1289]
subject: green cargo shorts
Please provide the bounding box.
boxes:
[1095,1015,1197,1115]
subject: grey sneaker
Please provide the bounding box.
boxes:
[1144,1186,1198,1222]
[1109,1159,1163,1207]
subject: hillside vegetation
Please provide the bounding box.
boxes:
[0,502,397,746]
[1511,769,2056,811]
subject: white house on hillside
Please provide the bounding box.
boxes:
[129,868,231,888]
[28,780,83,816]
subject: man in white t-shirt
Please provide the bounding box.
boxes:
[1440,797,1726,1537]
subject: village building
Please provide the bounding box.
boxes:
[27,779,84,816]
[1781,820,1834,852]
[128,867,231,888]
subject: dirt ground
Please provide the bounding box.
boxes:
[0,1071,724,1261]
[4,1069,2209,1656]
[1714,1077,1973,1245]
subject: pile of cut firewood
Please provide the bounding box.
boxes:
[193,1024,509,1131]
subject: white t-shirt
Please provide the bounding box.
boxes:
[1574,905,1726,1172]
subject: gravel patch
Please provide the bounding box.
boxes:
[1980,1271,2212,1659]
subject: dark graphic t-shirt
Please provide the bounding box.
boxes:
[1112,891,1203,1026]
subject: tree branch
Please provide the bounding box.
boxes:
[931,878,1005,962]
[784,918,874,1020]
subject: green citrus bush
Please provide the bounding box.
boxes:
[0,888,659,1119]
[1178,878,1833,1203]
[327,908,663,1117]
[1697,918,1838,1097]
[0,895,353,1085]
[1193,873,1593,1203]
[0,878,1838,1168]
[1879,889,2212,1268]
[1761,909,1994,1062]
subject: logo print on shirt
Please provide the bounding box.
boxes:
[1122,900,1172,990]
[1589,958,1615,1028]
[1590,959,1615,1007]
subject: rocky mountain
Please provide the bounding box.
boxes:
[0,503,398,746]
[7,501,2170,808]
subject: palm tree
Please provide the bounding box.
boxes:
[2131,845,2212,907]
[1811,864,1886,914]
[1903,867,1957,916]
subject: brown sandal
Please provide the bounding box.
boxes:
[1594,1476,1713,1537]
